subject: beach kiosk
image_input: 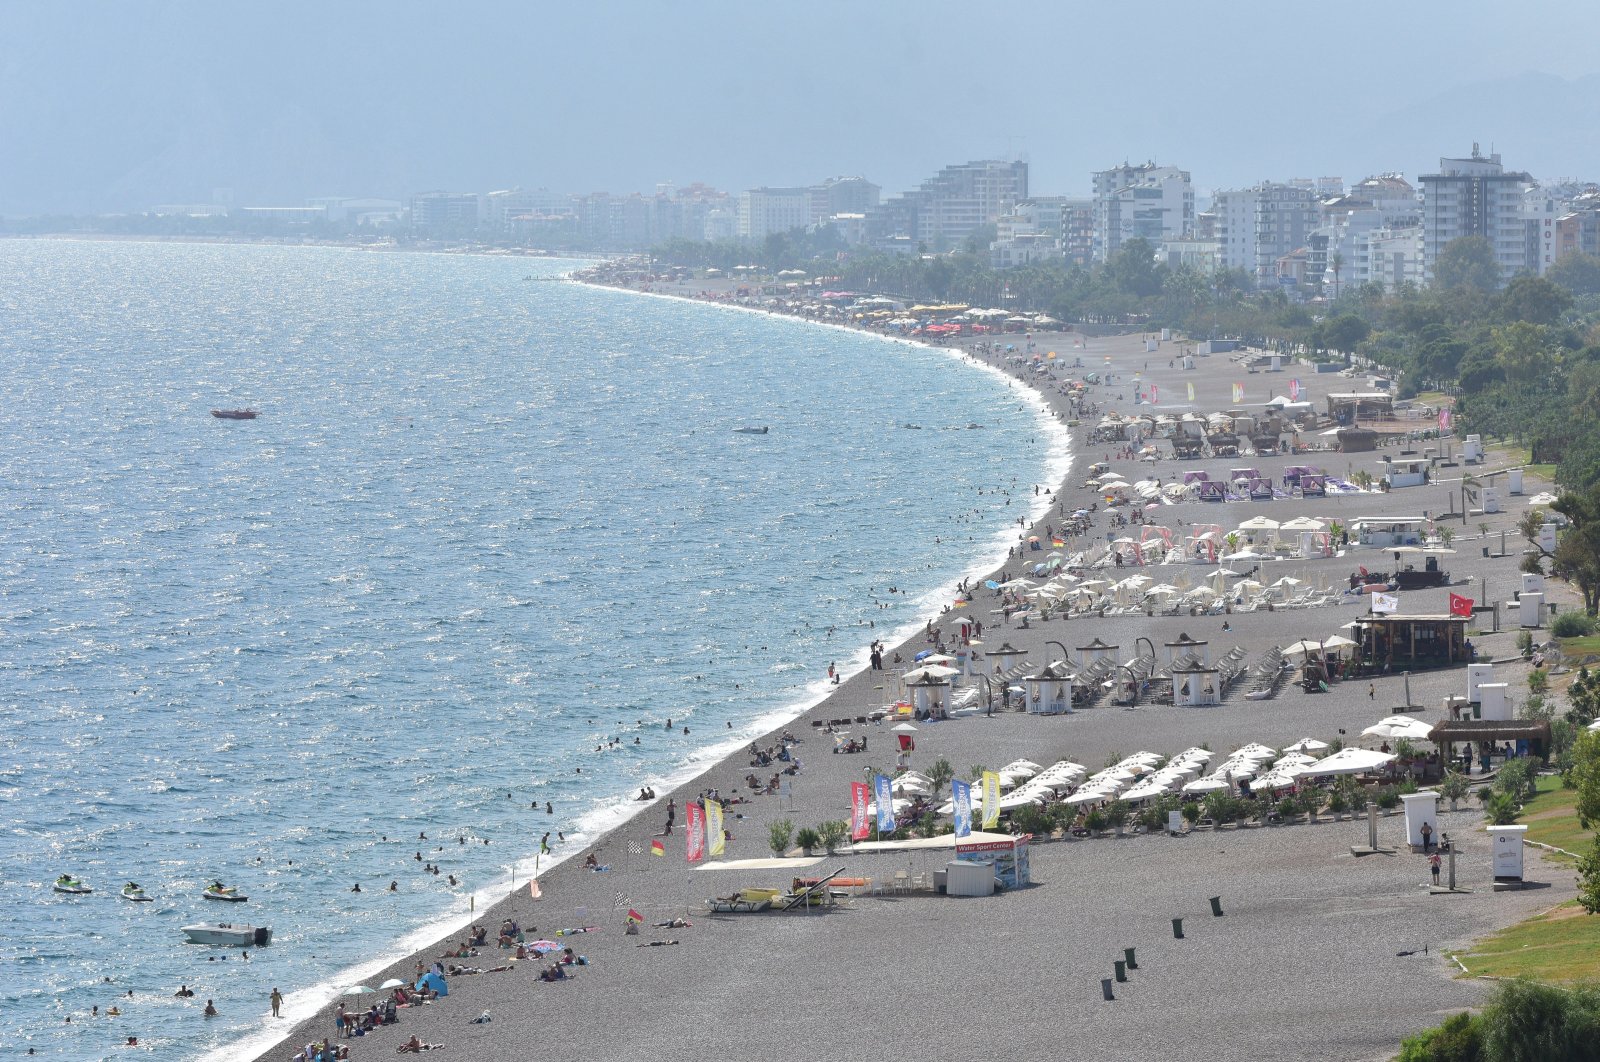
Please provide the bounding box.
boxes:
[1025,661,1074,715]
[908,673,952,721]
[1487,825,1528,885]
[1401,791,1439,849]
[1352,614,1469,672]
[1172,664,1221,707]
[954,834,1031,889]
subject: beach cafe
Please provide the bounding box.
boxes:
[1350,614,1469,673]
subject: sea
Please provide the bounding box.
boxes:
[0,239,1068,1059]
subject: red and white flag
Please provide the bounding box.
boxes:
[850,782,871,841]
[1449,593,1474,617]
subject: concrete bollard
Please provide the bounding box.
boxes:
[1124,947,1138,970]
[1101,978,1115,1001]
[1209,896,1224,917]
[1172,917,1184,939]
[1114,959,1127,983]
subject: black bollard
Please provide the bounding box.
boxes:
[1101,978,1115,1001]
[1114,959,1127,983]
[1172,917,1184,939]
[1124,947,1138,970]
[1209,896,1224,917]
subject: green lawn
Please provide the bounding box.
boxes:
[1516,775,1593,856]
[1559,634,1600,659]
[1458,902,1600,981]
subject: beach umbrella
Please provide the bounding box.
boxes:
[1361,715,1435,741]
[891,723,919,733]
[1273,751,1319,768]
[1182,777,1230,794]
[1236,516,1280,532]
[1298,748,1396,777]
[1283,737,1330,754]
[1279,516,1327,531]
[341,985,375,996]
[379,979,406,990]
[527,939,561,953]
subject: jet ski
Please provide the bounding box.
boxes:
[202,882,247,903]
[53,876,93,895]
[121,882,154,903]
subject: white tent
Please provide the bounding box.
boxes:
[1297,748,1396,777]
[1361,715,1435,741]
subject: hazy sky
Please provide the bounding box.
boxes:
[7,0,1600,214]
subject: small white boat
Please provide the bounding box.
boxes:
[203,883,247,903]
[53,877,93,895]
[181,923,272,947]
[121,883,154,903]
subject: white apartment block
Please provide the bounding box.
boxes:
[737,187,811,240]
[1211,182,1320,284]
[1091,162,1192,261]
[1419,145,1533,286]
[1359,226,1425,293]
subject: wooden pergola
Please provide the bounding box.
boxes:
[1428,718,1552,765]
[1351,614,1469,673]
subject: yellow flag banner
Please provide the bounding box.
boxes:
[1186,381,1196,402]
[981,771,1001,829]
[705,799,725,857]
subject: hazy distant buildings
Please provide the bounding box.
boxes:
[409,191,479,233]
[1308,175,1418,294]
[867,159,1028,251]
[737,186,811,240]
[990,196,1092,269]
[1091,162,1192,261]
[808,176,879,224]
[1419,145,1533,285]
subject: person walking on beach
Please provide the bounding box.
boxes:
[1368,683,1375,701]
[1420,821,1433,853]
[270,987,283,1017]
[1429,853,1442,885]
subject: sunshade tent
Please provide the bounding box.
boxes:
[1282,737,1329,754]
[1297,748,1396,776]
[1361,715,1435,740]
[1182,777,1231,794]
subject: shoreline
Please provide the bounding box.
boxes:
[243,275,1576,1062]
[232,273,1076,1061]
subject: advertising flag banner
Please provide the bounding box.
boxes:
[1371,592,1400,614]
[649,839,665,857]
[705,799,724,857]
[684,802,705,863]
[1449,593,1475,617]
[1439,406,1452,431]
[980,771,1001,829]
[1186,381,1196,402]
[1289,378,1301,401]
[951,779,973,838]
[1232,382,1245,404]
[1149,384,1158,405]
[850,782,871,840]
[873,773,897,833]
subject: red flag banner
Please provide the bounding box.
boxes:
[1449,593,1474,617]
[649,839,665,857]
[850,782,871,841]
[685,801,705,863]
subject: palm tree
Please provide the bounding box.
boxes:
[1331,252,1344,301]
[928,757,955,803]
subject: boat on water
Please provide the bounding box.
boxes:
[211,409,259,420]
[733,426,768,434]
[53,876,92,895]
[203,882,247,903]
[121,882,154,903]
[181,923,272,947]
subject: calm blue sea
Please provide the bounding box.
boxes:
[0,240,1066,1059]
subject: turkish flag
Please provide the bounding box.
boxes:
[1449,593,1474,617]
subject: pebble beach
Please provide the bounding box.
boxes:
[251,276,1578,1062]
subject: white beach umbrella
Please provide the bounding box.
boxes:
[1361,715,1435,741]
[1279,516,1327,531]
[1236,516,1280,532]
[1297,748,1396,777]
[1282,737,1330,754]
[1182,777,1230,794]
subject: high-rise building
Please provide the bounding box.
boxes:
[409,192,479,233]
[989,196,1093,269]
[1091,162,1192,261]
[867,160,1028,251]
[1210,182,1319,284]
[1419,144,1534,286]
[737,187,811,240]
[808,177,880,224]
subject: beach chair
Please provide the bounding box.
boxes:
[892,871,910,894]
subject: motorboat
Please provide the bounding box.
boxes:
[203,882,247,903]
[121,882,154,903]
[211,409,259,420]
[181,923,272,947]
[53,876,92,895]
[732,426,768,434]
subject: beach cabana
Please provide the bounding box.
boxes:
[1350,614,1469,672]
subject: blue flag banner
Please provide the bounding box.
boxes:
[873,773,897,833]
[951,779,973,838]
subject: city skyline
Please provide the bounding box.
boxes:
[8,1,1600,215]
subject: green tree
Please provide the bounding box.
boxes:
[1578,837,1600,915]
[1496,274,1573,326]
[1480,978,1600,1062]
[1105,237,1165,298]
[1568,730,1600,828]
[1492,322,1557,387]
[927,756,955,803]
[1322,313,1371,367]
[1434,235,1501,293]
[1547,252,1600,297]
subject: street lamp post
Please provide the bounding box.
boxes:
[975,674,994,716]
[1046,640,1070,665]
